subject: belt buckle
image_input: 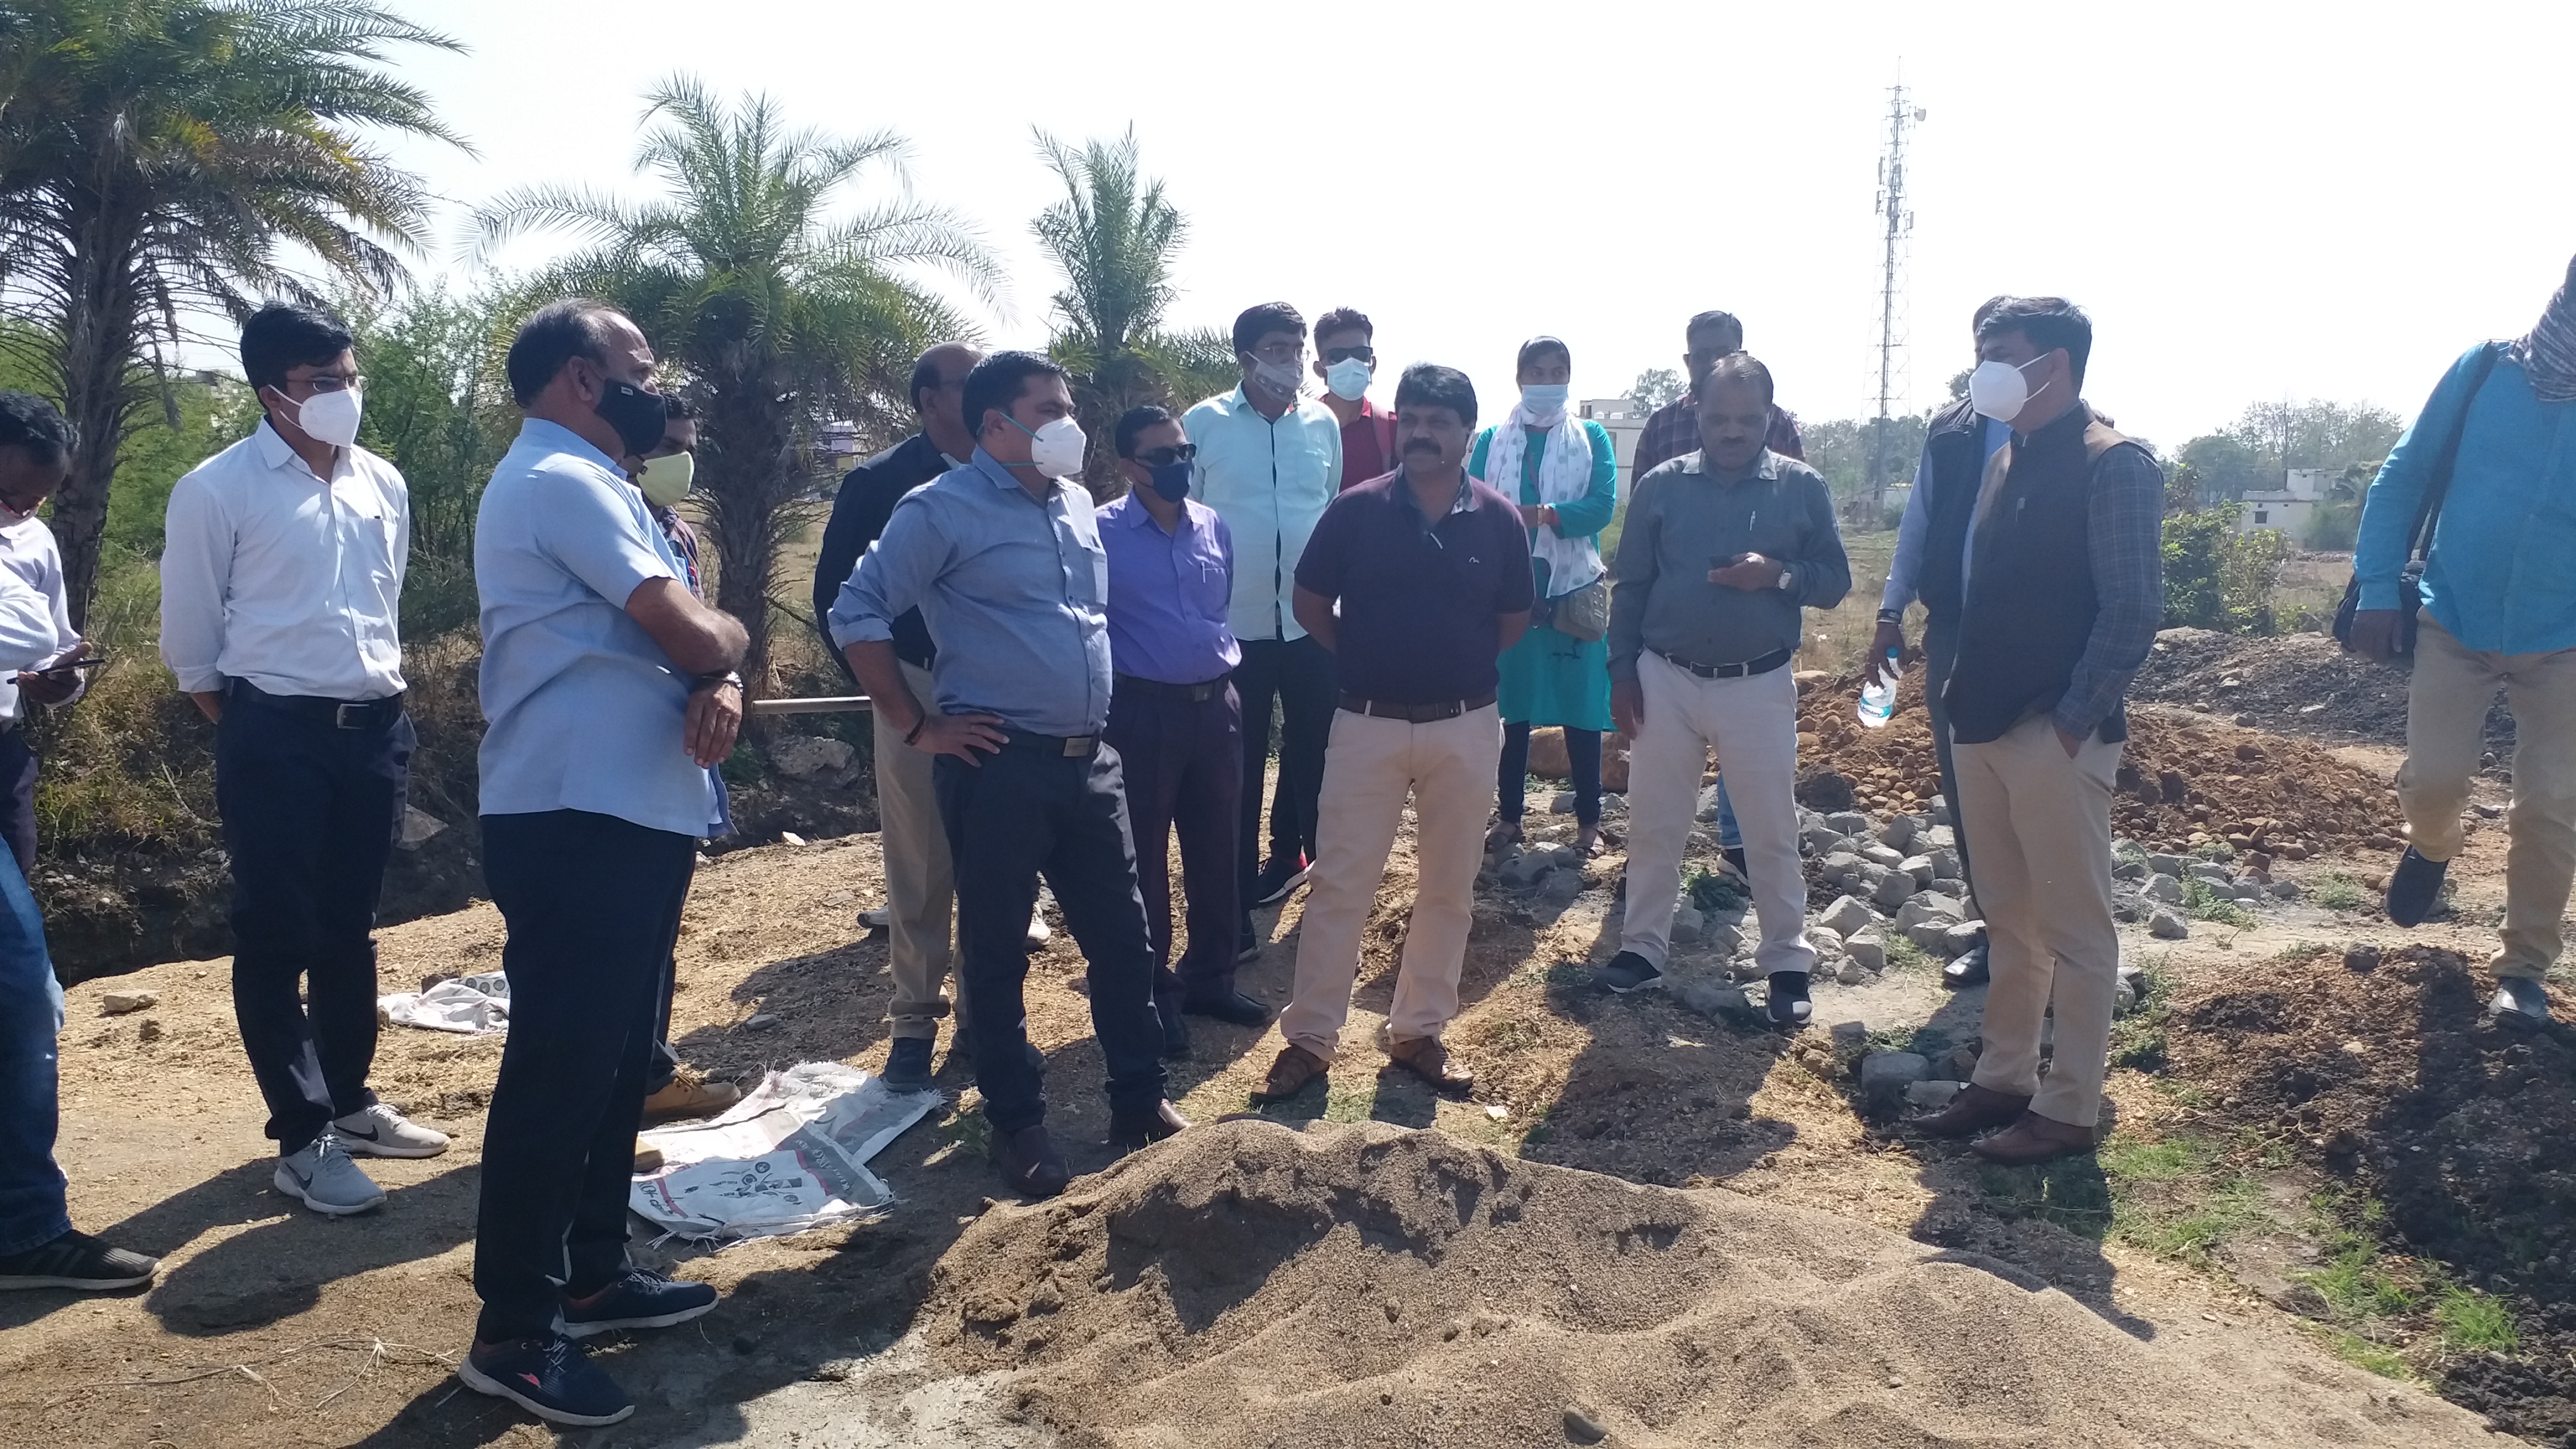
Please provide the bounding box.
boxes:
[1063,735,1094,757]
[334,702,362,730]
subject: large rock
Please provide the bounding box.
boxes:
[2187,861,2234,884]
[1929,848,1962,880]
[1802,822,1853,856]
[1671,974,1760,1025]
[1926,878,1968,899]
[1704,921,1746,956]
[2149,908,2191,940]
[2147,852,2187,877]
[1843,929,1888,972]
[1859,1052,1931,1113]
[1926,794,1953,826]
[1898,854,1936,886]
[2142,873,2184,904]
[1525,726,1573,779]
[1860,844,1906,870]
[1871,870,1919,911]
[1896,894,1966,931]
[1826,811,1874,837]
[1880,815,1921,853]
[1817,851,1868,889]
[1670,904,1706,945]
[1819,894,1877,938]
[1835,956,1870,985]
[1499,851,1554,889]
[772,735,856,780]
[1942,920,1986,957]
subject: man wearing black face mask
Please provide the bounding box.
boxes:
[1099,406,1268,1053]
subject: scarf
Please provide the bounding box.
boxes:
[2512,253,2576,404]
[1483,404,1602,597]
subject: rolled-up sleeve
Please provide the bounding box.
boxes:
[831,492,945,648]
[158,472,231,693]
[2054,447,2167,740]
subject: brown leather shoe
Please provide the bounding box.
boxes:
[1912,1082,2032,1139]
[1971,1111,2099,1165]
[1385,1035,1474,1096]
[989,1124,1071,1198]
[1253,1044,1330,1104]
[1110,1099,1191,1152]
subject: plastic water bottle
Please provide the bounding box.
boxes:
[1858,650,1901,728]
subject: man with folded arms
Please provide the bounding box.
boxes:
[1256,364,1531,1103]
[1594,354,1848,1025]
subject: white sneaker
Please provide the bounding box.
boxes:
[333,1103,451,1158]
[276,1135,387,1215]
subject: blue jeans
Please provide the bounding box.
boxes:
[1716,778,1744,852]
[0,845,70,1254]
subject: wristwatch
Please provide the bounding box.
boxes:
[1774,565,1797,592]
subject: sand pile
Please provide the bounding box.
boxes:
[2130,627,2516,757]
[921,1121,2484,1448]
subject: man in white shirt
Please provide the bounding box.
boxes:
[0,393,92,873]
[1183,303,1343,955]
[160,305,447,1219]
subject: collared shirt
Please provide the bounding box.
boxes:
[1607,449,1852,675]
[1097,491,1239,686]
[812,431,954,673]
[1881,414,2011,614]
[475,419,716,838]
[1183,386,1342,643]
[1632,393,1807,477]
[1294,468,1534,705]
[159,420,408,700]
[1334,396,1397,490]
[0,517,80,724]
[0,547,67,681]
[831,449,1113,737]
[651,504,704,601]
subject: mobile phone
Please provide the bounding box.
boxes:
[31,655,105,677]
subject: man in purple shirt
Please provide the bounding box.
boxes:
[1100,408,1272,1056]
[1256,365,1534,1104]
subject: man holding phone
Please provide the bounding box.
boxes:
[0,392,93,875]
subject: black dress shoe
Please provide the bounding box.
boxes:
[1181,989,1273,1026]
[1109,1099,1191,1152]
[2492,977,2554,1029]
[2384,846,2447,927]
[1767,970,1812,1027]
[1943,939,1991,988]
[1155,995,1190,1058]
[989,1124,1071,1199]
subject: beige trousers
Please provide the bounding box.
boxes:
[2399,618,2576,980]
[1280,705,1503,1060]
[1955,713,2122,1129]
[873,661,958,1039]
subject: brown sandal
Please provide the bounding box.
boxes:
[1385,1035,1474,1096]
[1253,1044,1330,1104]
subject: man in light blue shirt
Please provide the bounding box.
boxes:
[1183,302,1343,945]
[834,350,1182,1202]
[460,301,749,1430]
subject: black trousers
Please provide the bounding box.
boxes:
[473,809,695,1344]
[1923,618,1977,896]
[1230,636,1334,888]
[1103,683,1243,1000]
[213,686,411,1155]
[0,726,36,876]
[934,740,1167,1136]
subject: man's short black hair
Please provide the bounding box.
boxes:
[239,303,354,394]
[0,391,75,466]
[1393,363,1477,430]
[960,350,1069,441]
[506,299,623,406]
[1684,309,1744,349]
[1114,404,1174,460]
[1977,296,2094,390]
[1515,335,1571,376]
[1314,306,1372,342]
[1972,294,2012,333]
[1699,352,1775,408]
[1231,301,1306,358]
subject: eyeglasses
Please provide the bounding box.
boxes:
[292,373,365,395]
[1321,345,1374,366]
[1130,443,1198,467]
[1248,344,1306,366]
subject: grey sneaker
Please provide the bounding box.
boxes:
[333,1103,450,1158]
[275,1135,387,1215]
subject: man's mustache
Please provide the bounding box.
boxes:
[1403,438,1442,454]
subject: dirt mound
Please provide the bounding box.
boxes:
[2130,628,2516,757]
[2165,947,2576,1442]
[921,1120,2484,1448]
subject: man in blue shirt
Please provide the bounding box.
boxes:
[2355,253,2576,1030]
[459,301,748,1430]
[834,351,1183,1200]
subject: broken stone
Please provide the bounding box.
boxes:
[1859,1052,1931,1112]
[2187,861,2234,884]
[1843,929,1888,972]
[1537,872,1585,907]
[1704,921,1746,956]
[1927,877,1968,899]
[1896,894,1965,931]
[1872,870,1919,911]
[1835,956,1869,985]
[1860,843,1906,870]
[1926,794,1952,826]
[2270,878,2302,900]
[100,990,158,1015]
[2113,858,2148,882]
[771,735,856,780]
[1670,904,1706,945]
[745,1012,783,1031]
[1906,1079,1964,1110]
[2149,909,2190,940]
[1549,790,1580,816]
[1499,851,1552,888]
[1897,853,1935,886]
[2344,943,2382,973]
[1696,784,1725,821]
[1819,894,1876,937]
[2142,873,2184,904]
[1941,920,1986,957]
[1907,920,1957,951]
[2147,853,2186,877]
[1826,811,1873,837]
[1880,815,1921,853]
[1670,975,1759,1025]
[780,831,808,847]
[1817,850,1868,889]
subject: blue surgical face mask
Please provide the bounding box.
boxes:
[1146,461,1193,501]
[1521,383,1570,416]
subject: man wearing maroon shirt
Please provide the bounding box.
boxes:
[1312,307,1396,490]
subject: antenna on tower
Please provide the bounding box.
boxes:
[1865,73,1925,515]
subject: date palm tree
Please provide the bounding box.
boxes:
[0,0,466,624]
[474,77,996,689]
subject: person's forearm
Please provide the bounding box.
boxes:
[1879,480,1930,614]
[1292,587,1338,650]
[190,689,224,723]
[841,640,922,734]
[2056,460,2166,739]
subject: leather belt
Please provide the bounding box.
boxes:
[228,679,405,730]
[998,728,1098,758]
[1115,674,1228,703]
[1337,691,1497,723]
[1656,647,1793,680]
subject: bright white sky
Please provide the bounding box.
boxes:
[372,0,2575,449]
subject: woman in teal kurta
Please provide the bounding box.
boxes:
[1471,336,1617,854]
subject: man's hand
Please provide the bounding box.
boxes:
[1517,503,1555,531]
[16,670,77,707]
[2056,725,2082,759]
[684,681,742,768]
[1865,619,1905,686]
[1708,552,1785,591]
[911,711,1007,764]
[2346,608,2402,662]
[1611,674,1644,737]
[188,689,224,724]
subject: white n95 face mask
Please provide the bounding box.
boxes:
[1021,416,1088,479]
[1967,355,2048,424]
[290,385,365,448]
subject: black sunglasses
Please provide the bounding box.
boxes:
[1131,443,1198,467]
[1320,345,1375,365]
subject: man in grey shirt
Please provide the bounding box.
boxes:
[1595,354,1850,1023]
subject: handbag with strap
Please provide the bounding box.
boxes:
[1551,577,1610,642]
[2333,342,2503,655]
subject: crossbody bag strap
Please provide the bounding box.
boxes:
[2408,340,2506,562]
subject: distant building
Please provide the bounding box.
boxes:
[1579,396,1650,490]
[2237,467,2333,537]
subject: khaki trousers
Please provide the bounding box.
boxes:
[1618,653,1815,974]
[1280,705,1503,1060]
[1955,714,2122,1129]
[2399,618,2576,980]
[873,661,958,1039]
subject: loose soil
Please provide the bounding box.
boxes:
[2130,627,2517,759]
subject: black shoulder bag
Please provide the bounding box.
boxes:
[2333,342,2503,655]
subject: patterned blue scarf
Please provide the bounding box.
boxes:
[2512,253,2576,404]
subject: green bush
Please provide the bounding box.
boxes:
[2162,508,2291,634]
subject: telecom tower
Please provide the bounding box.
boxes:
[1867,80,1927,512]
